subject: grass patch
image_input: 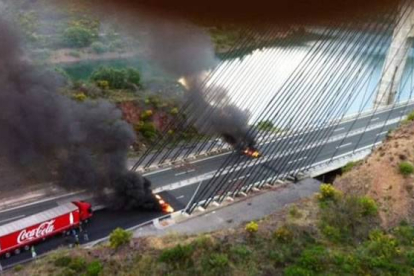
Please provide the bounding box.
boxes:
[342,160,362,173]
[399,161,414,176]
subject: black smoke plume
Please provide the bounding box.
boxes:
[0,20,159,210]
[183,77,256,150]
[125,14,256,149]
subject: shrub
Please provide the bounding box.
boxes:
[318,183,338,202]
[143,131,157,140]
[319,195,379,243]
[96,80,109,90]
[321,224,341,243]
[72,93,87,102]
[90,67,141,90]
[13,264,23,272]
[140,122,157,140]
[394,225,414,245]
[140,122,155,133]
[140,110,153,120]
[207,253,229,273]
[68,257,87,272]
[405,250,414,266]
[331,251,360,273]
[230,245,251,261]
[284,265,313,276]
[125,68,141,89]
[54,256,72,267]
[159,244,194,268]
[245,221,258,234]
[406,111,414,122]
[342,161,360,173]
[289,205,302,218]
[298,245,328,272]
[91,41,107,54]
[90,67,123,89]
[86,261,103,276]
[134,121,145,130]
[274,226,293,243]
[358,196,378,216]
[58,268,76,276]
[399,161,414,176]
[63,26,95,48]
[170,107,179,115]
[109,228,132,249]
[358,230,400,269]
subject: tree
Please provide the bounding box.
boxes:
[125,68,141,89]
[90,67,142,90]
[91,41,107,54]
[63,26,95,48]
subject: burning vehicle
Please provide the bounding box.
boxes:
[242,147,261,158]
[155,194,174,213]
[221,133,261,158]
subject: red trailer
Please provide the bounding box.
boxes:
[0,201,92,258]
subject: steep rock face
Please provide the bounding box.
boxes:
[335,121,414,228]
[118,101,142,125]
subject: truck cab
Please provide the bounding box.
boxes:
[72,201,93,221]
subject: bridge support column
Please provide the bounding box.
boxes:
[374,1,414,108]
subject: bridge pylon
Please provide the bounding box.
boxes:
[374,1,414,108]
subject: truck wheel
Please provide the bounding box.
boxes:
[14,248,21,255]
[24,245,30,251]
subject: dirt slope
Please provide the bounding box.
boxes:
[335,121,414,228]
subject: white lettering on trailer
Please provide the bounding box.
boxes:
[17,220,55,244]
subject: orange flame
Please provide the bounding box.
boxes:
[243,148,261,158]
[154,193,174,213]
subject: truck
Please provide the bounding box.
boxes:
[0,201,92,258]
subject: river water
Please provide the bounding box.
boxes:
[206,29,414,128]
[62,29,414,129]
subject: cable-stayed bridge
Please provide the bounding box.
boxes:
[130,0,414,214]
[2,0,414,269]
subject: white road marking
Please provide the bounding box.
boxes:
[371,117,380,121]
[174,169,196,176]
[228,174,251,183]
[334,127,345,132]
[0,214,25,224]
[336,142,352,149]
[176,195,185,199]
[289,139,303,144]
[288,157,307,164]
[376,131,388,136]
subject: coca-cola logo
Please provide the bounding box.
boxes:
[17,220,55,244]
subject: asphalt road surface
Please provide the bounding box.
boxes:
[0,103,411,268]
